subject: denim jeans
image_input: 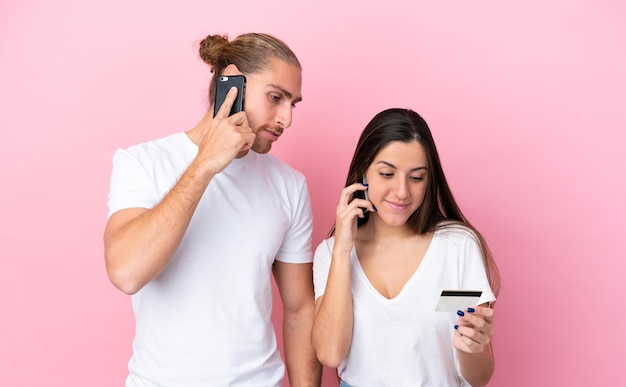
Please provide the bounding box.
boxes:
[339,381,352,387]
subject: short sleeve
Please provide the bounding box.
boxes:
[106,148,158,219]
[458,231,496,305]
[274,178,313,264]
[313,238,334,300]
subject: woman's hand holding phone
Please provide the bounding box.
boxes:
[333,182,374,255]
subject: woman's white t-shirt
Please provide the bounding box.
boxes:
[313,226,495,387]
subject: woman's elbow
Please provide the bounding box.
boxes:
[316,352,344,369]
[312,338,347,368]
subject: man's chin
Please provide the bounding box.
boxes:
[236,149,250,158]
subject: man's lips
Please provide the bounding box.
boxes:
[264,128,282,140]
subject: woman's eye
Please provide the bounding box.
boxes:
[380,173,393,178]
[411,176,425,182]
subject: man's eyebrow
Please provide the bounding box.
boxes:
[268,83,303,103]
[375,161,428,171]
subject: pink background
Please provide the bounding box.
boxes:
[1,1,624,386]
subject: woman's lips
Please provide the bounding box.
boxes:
[386,201,410,211]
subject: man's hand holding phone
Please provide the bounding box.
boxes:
[196,84,254,176]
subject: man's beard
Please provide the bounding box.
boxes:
[250,136,272,154]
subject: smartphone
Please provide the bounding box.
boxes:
[362,175,370,202]
[213,75,246,117]
[352,175,369,205]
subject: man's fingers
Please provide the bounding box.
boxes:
[215,87,239,119]
[230,110,249,127]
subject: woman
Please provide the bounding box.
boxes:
[312,108,500,386]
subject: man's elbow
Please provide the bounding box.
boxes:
[105,251,143,295]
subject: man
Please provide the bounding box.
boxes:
[104,32,321,386]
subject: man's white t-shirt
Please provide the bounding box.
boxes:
[313,226,496,386]
[107,132,313,386]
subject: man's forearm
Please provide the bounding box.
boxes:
[283,307,322,387]
[105,160,216,294]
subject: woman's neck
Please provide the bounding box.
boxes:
[357,214,415,244]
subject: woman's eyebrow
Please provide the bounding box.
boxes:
[375,161,428,171]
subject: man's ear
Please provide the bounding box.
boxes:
[222,64,241,76]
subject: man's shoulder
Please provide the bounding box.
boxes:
[122,132,188,155]
[114,133,194,166]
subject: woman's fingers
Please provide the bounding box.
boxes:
[453,305,495,352]
[337,183,371,210]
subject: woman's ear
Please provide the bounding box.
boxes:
[222,64,241,76]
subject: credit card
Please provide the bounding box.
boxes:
[435,290,482,312]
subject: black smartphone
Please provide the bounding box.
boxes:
[352,175,369,202]
[353,175,371,224]
[213,75,246,117]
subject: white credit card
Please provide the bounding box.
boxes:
[435,290,482,312]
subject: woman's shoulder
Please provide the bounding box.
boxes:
[434,221,479,243]
[315,235,336,251]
